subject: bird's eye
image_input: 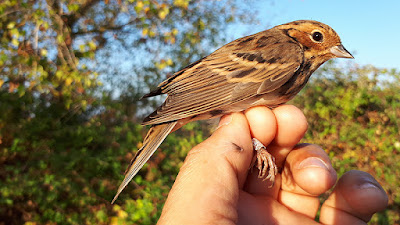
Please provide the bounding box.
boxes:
[311,31,323,42]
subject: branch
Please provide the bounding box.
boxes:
[0,9,23,18]
[45,0,78,69]
[79,0,101,17]
[71,19,137,36]
[65,0,102,28]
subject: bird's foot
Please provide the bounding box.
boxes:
[252,138,278,187]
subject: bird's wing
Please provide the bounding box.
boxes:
[111,121,178,204]
[143,31,303,125]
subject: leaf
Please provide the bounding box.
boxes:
[67,4,80,12]
[88,41,97,50]
[57,35,64,43]
[135,1,144,12]
[158,5,169,20]
[11,39,19,47]
[65,77,73,86]
[40,49,48,56]
[8,82,19,92]
[7,22,16,29]
[173,0,189,8]
[142,28,149,37]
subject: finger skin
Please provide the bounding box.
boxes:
[243,105,308,196]
[239,144,337,223]
[237,191,320,225]
[283,144,337,196]
[239,106,331,223]
[279,144,337,218]
[244,106,277,147]
[159,106,283,224]
[271,105,308,167]
[320,170,388,225]
[158,112,254,225]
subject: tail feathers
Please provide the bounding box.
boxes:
[111,121,178,204]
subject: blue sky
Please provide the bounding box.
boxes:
[232,0,400,69]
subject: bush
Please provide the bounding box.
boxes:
[2,63,399,224]
[293,63,400,224]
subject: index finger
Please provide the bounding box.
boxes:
[245,105,308,168]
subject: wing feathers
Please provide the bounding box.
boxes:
[142,30,303,125]
[111,121,178,204]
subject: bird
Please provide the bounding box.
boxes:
[111,20,353,203]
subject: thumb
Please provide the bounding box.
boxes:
[176,112,255,195]
[158,112,254,224]
[205,112,255,187]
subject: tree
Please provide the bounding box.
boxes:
[0,0,257,224]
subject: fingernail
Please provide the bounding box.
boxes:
[359,182,380,190]
[296,157,329,170]
[217,114,233,129]
[357,177,381,190]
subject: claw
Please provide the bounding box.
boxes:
[252,138,278,187]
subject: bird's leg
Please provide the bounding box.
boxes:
[252,138,278,187]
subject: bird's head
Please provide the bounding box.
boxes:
[277,20,353,64]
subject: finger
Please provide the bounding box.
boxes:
[243,105,308,196]
[242,169,281,199]
[244,106,277,147]
[243,106,279,196]
[159,112,254,224]
[283,144,337,195]
[212,113,254,188]
[279,144,337,218]
[270,105,308,167]
[320,170,388,224]
[237,191,320,225]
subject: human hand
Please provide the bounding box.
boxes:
[157,105,388,224]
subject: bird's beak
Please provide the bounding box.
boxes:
[330,44,354,58]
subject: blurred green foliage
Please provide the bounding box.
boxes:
[0,0,255,224]
[0,0,399,225]
[293,62,400,224]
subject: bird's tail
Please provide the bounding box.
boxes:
[111,121,178,204]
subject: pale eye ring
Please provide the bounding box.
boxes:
[311,31,324,42]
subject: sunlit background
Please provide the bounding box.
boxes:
[0,1,399,224]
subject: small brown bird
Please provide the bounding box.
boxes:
[112,20,353,203]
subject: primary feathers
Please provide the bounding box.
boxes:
[112,20,353,203]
